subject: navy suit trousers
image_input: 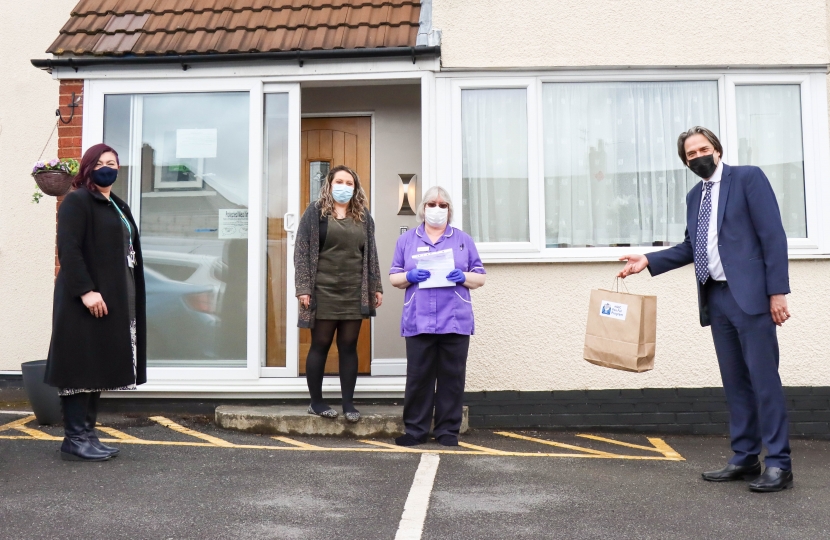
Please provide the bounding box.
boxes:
[707,281,791,470]
[403,333,470,441]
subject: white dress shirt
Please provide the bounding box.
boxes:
[699,160,726,281]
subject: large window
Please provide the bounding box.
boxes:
[735,85,806,238]
[543,81,718,248]
[461,88,530,243]
[449,73,828,258]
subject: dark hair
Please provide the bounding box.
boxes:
[74,143,120,191]
[677,126,723,165]
[317,164,368,222]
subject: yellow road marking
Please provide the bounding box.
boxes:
[0,415,37,432]
[496,432,621,457]
[150,416,235,447]
[97,426,141,441]
[575,434,684,460]
[272,436,323,449]
[458,441,511,455]
[647,437,685,460]
[0,416,685,461]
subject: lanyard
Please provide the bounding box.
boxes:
[112,202,136,267]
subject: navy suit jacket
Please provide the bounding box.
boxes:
[647,164,790,327]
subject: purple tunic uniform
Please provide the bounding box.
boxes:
[390,224,486,337]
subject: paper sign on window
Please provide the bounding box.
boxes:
[599,300,627,321]
[176,129,218,159]
[219,209,248,239]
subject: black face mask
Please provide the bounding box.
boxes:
[687,154,718,179]
[92,166,118,187]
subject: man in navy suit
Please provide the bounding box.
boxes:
[619,126,793,492]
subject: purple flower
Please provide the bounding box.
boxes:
[49,158,59,166]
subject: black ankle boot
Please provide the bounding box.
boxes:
[60,394,110,462]
[85,392,119,457]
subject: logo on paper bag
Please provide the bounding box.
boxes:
[600,301,627,321]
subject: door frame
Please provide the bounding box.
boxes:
[298,112,377,376]
[259,84,303,377]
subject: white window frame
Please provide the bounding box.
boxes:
[439,70,830,262]
[450,78,541,254]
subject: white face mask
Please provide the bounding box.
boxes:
[424,205,449,227]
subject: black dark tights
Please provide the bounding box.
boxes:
[306,319,362,413]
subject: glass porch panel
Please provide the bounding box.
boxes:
[102,94,131,202]
[735,85,807,238]
[265,93,290,368]
[136,92,250,367]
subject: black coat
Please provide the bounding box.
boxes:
[45,187,147,389]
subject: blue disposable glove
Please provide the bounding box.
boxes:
[406,268,431,284]
[446,269,466,284]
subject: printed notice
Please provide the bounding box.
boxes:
[412,248,455,289]
[219,209,248,239]
[599,300,628,321]
[176,129,218,159]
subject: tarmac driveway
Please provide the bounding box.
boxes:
[1,412,828,540]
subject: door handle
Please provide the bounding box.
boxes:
[284,212,297,246]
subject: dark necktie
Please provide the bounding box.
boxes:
[694,181,714,284]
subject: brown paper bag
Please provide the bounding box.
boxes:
[583,283,656,372]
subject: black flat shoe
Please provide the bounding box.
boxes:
[702,462,761,482]
[749,467,794,492]
[435,434,458,447]
[395,434,424,447]
[307,405,338,419]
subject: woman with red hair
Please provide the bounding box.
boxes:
[45,143,147,462]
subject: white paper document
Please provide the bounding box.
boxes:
[412,248,455,289]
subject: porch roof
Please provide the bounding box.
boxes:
[45,0,424,58]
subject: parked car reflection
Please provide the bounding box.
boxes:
[142,250,223,361]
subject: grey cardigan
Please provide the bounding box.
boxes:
[294,202,383,328]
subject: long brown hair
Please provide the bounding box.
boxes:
[318,165,368,222]
[74,143,120,192]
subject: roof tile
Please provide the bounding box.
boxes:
[49,0,421,57]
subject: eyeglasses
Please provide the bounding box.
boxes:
[425,202,449,209]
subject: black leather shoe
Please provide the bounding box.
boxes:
[86,392,119,457]
[701,462,761,482]
[435,434,458,447]
[749,467,794,492]
[395,434,425,447]
[60,394,110,462]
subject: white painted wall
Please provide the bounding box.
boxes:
[433,0,829,69]
[0,1,78,371]
[466,260,830,390]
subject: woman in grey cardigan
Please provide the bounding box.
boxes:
[294,165,383,422]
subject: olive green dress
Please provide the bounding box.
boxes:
[314,216,365,320]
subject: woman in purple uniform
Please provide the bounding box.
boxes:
[389,186,486,447]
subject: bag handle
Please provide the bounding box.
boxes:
[611,276,630,294]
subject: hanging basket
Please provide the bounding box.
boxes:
[33,171,74,197]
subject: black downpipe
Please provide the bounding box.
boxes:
[31,46,441,71]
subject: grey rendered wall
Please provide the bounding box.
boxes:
[301,84,422,361]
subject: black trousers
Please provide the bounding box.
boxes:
[403,333,470,440]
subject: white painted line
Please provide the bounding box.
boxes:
[395,453,440,540]
[0,411,34,415]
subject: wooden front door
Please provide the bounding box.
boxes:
[300,116,372,375]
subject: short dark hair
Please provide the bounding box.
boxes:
[677,126,723,165]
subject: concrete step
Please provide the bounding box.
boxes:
[215,405,469,438]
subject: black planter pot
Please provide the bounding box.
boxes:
[21,360,62,425]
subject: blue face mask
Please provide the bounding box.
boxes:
[331,184,354,204]
[92,166,118,187]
